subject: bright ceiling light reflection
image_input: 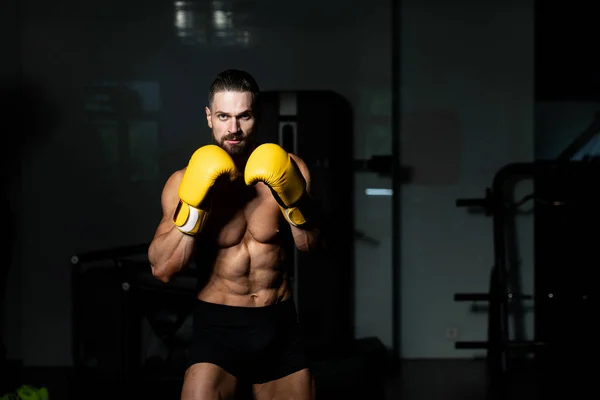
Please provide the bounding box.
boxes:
[173,0,252,47]
[213,10,228,29]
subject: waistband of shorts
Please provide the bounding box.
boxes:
[194,296,297,326]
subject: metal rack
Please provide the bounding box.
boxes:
[453,162,535,386]
[452,110,600,390]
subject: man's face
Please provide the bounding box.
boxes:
[206,91,256,156]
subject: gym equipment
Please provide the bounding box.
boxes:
[453,111,600,391]
[257,91,355,352]
[70,243,197,385]
[454,162,540,388]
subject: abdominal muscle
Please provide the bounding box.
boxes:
[196,183,292,307]
[198,239,291,307]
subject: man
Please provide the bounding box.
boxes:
[148,69,321,400]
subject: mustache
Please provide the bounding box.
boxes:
[222,132,244,141]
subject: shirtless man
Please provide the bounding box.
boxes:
[148,69,321,400]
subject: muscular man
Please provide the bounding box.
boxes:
[148,70,321,400]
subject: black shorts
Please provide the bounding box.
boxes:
[188,298,309,384]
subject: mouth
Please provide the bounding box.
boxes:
[225,139,243,144]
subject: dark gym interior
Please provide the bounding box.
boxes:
[1,0,598,399]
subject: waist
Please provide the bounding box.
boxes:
[197,284,292,307]
[193,296,298,327]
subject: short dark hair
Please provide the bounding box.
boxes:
[208,69,260,107]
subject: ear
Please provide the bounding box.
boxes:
[205,106,213,129]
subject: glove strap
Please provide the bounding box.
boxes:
[280,191,318,228]
[173,200,209,235]
[281,206,307,227]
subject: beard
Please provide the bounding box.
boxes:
[214,131,254,156]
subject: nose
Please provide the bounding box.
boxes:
[227,117,240,133]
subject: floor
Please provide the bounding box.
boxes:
[3,359,558,400]
[387,359,530,400]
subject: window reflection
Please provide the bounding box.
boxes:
[173,0,253,47]
[84,81,161,183]
[212,10,229,29]
[173,1,208,44]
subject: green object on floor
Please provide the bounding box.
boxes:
[17,385,48,400]
[0,385,49,400]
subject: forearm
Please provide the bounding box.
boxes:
[291,225,322,252]
[148,225,196,282]
[289,195,324,251]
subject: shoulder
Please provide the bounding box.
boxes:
[289,153,311,186]
[289,153,309,174]
[162,168,185,197]
[289,152,303,163]
[167,168,186,185]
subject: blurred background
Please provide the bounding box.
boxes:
[1,0,598,398]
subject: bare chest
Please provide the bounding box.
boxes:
[203,180,283,247]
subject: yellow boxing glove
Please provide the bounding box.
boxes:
[244,143,311,227]
[173,145,237,235]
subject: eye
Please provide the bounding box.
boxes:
[218,114,228,121]
[240,114,252,120]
